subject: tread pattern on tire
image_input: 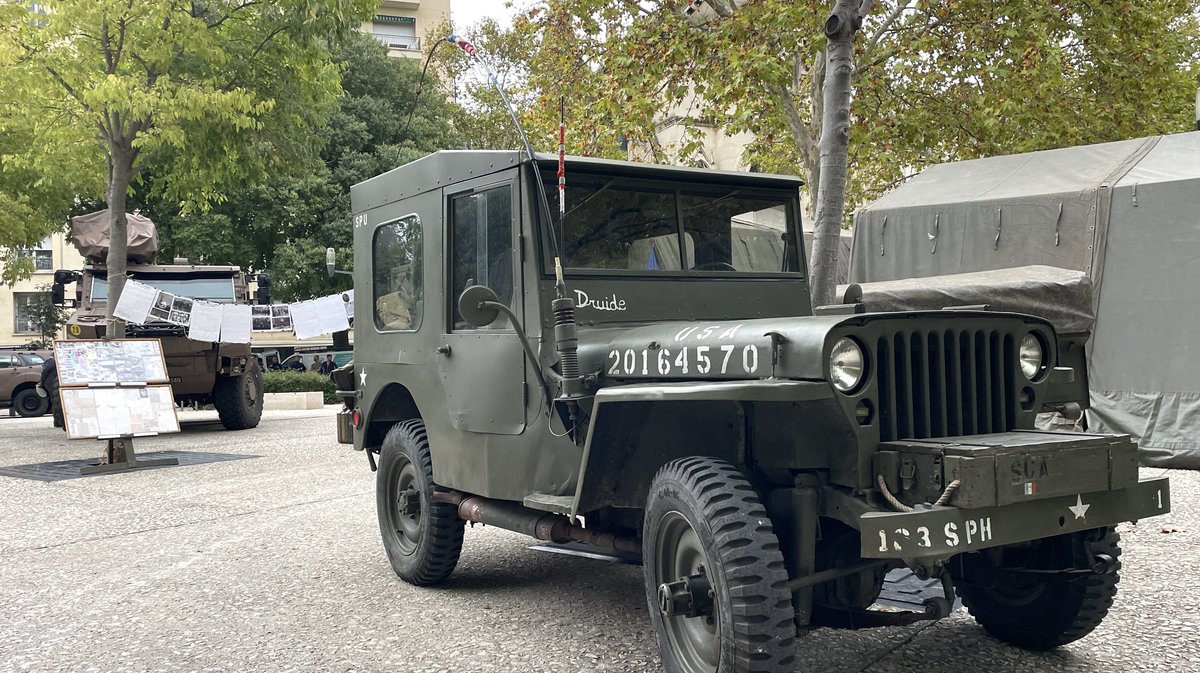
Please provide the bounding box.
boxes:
[646,456,796,673]
[213,361,263,430]
[959,528,1121,650]
[378,419,464,586]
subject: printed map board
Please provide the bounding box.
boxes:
[54,339,169,386]
[60,385,181,439]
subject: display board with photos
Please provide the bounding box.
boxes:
[60,385,181,439]
[53,339,170,386]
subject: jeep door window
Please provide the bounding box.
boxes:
[91,277,236,302]
[680,193,799,273]
[450,185,514,329]
[373,215,423,332]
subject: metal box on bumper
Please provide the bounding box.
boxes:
[875,430,1140,509]
[862,430,1168,559]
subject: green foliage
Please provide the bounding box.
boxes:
[138,31,462,302]
[263,370,337,404]
[0,0,376,285]
[455,1,1200,215]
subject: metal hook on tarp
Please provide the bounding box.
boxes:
[879,215,887,256]
[994,207,1002,250]
[928,213,939,254]
[1131,183,1139,207]
[1054,202,1063,247]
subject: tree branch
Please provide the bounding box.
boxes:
[863,0,910,61]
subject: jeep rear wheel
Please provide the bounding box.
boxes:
[958,527,1121,650]
[643,457,796,673]
[13,388,48,418]
[377,419,464,586]
[213,361,263,430]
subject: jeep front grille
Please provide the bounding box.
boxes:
[875,329,1016,441]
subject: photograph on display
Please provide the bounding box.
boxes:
[270,304,292,332]
[53,339,169,385]
[168,296,193,326]
[251,305,272,331]
[149,291,173,321]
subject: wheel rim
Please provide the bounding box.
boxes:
[391,457,422,555]
[243,373,258,405]
[655,511,720,673]
[18,394,42,413]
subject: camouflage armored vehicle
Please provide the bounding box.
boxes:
[335,151,1170,671]
[51,211,263,431]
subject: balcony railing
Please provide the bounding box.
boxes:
[375,34,421,51]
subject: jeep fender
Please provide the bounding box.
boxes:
[570,380,856,517]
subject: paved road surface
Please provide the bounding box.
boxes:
[0,408,1196,672]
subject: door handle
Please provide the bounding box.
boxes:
[435,344,451,356]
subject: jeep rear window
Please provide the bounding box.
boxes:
[543,174,801,276]
[91,277,236,302]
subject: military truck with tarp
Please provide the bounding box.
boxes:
[334,150,1170,672]
[49,210,263,431]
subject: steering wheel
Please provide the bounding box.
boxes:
[693,261,737,272]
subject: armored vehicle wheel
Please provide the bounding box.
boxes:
[958,527,1121,650]
[376,419,464,586]
[213,360,264,430]
[44,380,64,428]
[643,457,795,673]
[13,388,49,417]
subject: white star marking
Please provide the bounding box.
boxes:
[1068,494,1090,520]
[359,368,367,386]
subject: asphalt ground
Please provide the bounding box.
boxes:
[0,408,1196,673]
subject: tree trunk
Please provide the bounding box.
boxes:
[809,0,864,308]
[104,147,135,340]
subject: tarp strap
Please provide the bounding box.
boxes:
[994,207,1002,250]
[1054,202,1063,246]
[929,213,939,254]
[879,215,887,257]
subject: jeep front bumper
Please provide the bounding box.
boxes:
[859,476,1170,559]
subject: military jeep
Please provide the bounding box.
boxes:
[336,150,1170,672]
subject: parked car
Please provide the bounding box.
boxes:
[280,351,352,372]
[0,350,52,417]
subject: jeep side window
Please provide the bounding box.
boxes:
[0,354,13,368]
[450,186,513,329]
[373,215,423,332]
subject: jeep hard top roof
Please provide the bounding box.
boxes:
[352,150,805,211]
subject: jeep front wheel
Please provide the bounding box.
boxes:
[213,360,264,430]
[376,419,464,586]
[958,527,1121,650]
[643,457,796,673]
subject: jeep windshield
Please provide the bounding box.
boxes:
[90,275,237,303]
[541,171,803,277]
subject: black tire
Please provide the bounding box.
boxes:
[958,527,1121,650]
[44,380,64,428]
[13,387,49,417]
[376,419,464,586]
[643,457,796,673]
[213,360,264,430]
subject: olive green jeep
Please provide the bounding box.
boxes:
[334,151,1169,672]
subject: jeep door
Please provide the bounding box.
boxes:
[439,173,528,434]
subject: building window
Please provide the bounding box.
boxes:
[372,19,419,51]
[18,237,52,271]
[373,215,422,332]
[13,292,48,334]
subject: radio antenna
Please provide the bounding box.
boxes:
[446,35,566,295]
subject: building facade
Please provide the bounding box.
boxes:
[0,233,85,347]
[362,0,451,59]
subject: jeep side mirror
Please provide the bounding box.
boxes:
[457,285,500,327]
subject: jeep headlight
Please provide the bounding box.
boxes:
[830,337,866,393]
[1019,333,1046,380]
